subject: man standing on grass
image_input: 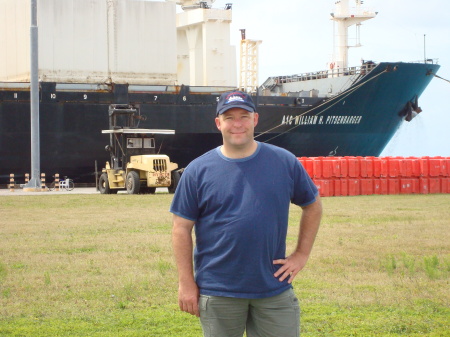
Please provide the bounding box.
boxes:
[171,90,322,337]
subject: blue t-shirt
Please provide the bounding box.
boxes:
[170,142,318,299]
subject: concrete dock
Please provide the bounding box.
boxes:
[0,187,169,196]
[0,187,100,196]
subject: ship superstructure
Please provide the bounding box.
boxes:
[260,0,379,98]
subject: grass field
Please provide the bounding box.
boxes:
[0,193,449,336]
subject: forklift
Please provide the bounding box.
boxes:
[98,104,181,194]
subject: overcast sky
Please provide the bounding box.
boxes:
[211,0,449,156]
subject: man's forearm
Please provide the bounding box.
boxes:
[296,197,322,256]
[172,225,195,283]
[273,197,322,283]
[172,216,200,316]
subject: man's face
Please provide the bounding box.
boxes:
[215,108,259,148]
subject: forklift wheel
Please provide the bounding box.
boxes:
[99,173,117,194]
[168,170,181,194]
[126,171,141,194]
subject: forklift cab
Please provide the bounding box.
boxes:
[103,129,174,170]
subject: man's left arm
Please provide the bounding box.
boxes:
[273,196,323,283]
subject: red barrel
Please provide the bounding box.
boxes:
[429,178,441,193]
[360,179,373,195]
[373,178,388,195]
[419,157,429,177]
[347,157,360,178]
[441,178,450,193]
[312,157,323,178]
[339,157,348,178]
[373,157,388,177]
[348,179,360,196]
[313,179,332,197]
[401,158,413,177]
[331,158,342,178]
[400,179,414,194]
[359,157,373,178]
[333,179,341,196]
[388,158,400,178]
[299,157,314,178]
[388,178,400,194]
[409,157,421,177]
[429,158,442,177]
[340,179,349,196]
[419,178,429,194]
[321,158,333,178]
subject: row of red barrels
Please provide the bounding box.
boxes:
[298,157,450,197]
[299,156,449,179]
[312,177,450,197]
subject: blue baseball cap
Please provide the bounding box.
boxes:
[216,91,256,116]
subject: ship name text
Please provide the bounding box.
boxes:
[282,115,363,125]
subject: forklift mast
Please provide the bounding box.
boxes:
[106,104,155,169]
[108,104,144,129]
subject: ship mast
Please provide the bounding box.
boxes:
[330,0,377,69]
[239,29,262,93]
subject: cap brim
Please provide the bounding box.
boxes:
[217,104,255,115]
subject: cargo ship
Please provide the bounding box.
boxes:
[0,0,440,183]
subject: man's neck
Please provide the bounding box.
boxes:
[220,141,258,159]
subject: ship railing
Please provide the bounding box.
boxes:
[408,58,439,64]
[262,63,377,87]
[127,85,235,94]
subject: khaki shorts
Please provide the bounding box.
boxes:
[199,288,300,337]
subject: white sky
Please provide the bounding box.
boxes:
[212,0,450,156]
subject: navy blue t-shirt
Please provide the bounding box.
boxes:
[170,142,318,299]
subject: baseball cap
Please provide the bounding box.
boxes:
[216,91,256,116]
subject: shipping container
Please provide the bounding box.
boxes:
[1,0,178,84]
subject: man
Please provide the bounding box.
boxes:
[171,90,322,337]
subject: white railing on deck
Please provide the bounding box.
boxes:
[269,63,377,85]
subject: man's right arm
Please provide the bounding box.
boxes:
[172,214,199,317]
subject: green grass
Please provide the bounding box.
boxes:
[0,194,449,336]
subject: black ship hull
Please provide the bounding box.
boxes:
[0,62,440,183]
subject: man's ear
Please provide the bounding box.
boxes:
[253,112,259,127]
[215,116,221,131]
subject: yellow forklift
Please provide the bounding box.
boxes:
[98,105,181,194]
